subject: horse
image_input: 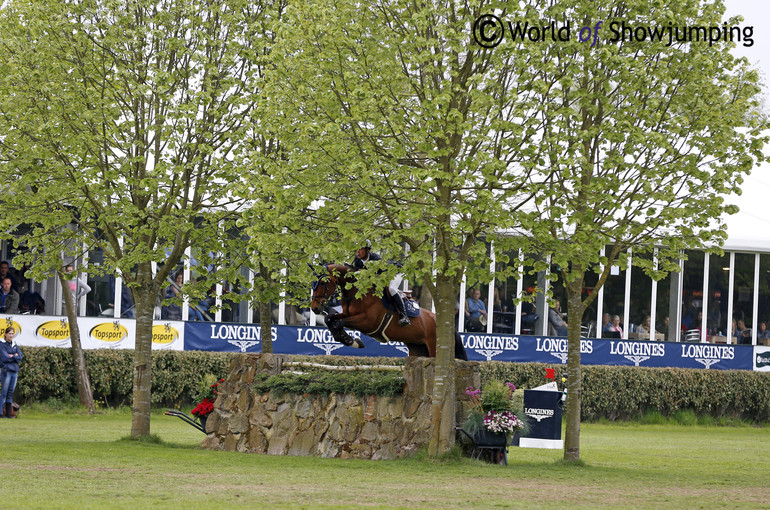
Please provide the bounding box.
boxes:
[310,264,467,360]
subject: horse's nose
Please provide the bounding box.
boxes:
[311,305,320,315]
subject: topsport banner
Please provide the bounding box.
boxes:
[1,314,184,351]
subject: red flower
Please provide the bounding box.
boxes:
[191,398,215,418]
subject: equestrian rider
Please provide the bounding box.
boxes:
[351,241,411,327]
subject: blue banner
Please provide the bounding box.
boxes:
[183,323,755,371]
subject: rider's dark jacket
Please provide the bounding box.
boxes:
[350,252,381,269]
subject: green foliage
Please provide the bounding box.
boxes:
[16,348,235,407]
[253,370,405,397]
[480,362,770,422]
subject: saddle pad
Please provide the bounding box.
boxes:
[381,294,421,318]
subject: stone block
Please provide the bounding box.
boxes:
[229,413,249,434]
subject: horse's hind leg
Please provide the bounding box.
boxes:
[406,343,430,357]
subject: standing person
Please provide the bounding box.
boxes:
[350,241,410,327]
[63,264,91,314]
[0,278,20,314]
[0,327,22,418]
[161,272,184,320]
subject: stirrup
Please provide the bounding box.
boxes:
[398,315,411,327]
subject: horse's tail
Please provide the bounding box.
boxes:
[454,331,468,361]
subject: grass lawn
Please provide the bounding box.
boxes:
[6,408,769,509]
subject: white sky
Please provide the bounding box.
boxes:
[722,0,770,249]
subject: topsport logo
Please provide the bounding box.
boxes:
[89,321,129,347]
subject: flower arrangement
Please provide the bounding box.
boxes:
[463,380,527,437]
[191,374,224,419]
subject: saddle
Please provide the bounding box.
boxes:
[381,292,420,318]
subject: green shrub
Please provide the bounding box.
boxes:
[479,361,770,422]
[16,348,235,407]
[253,370,405,397]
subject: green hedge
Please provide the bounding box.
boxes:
[13,349,770,421]
[17,347,235,407]
[480,362,770,422]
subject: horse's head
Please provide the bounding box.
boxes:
[310,266,337,314]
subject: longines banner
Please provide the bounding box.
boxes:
[1,315,184,351]
[0,315,757,370]
[185,323,755,371]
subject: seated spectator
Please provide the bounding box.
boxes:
[19,284,45,314]
[636,315,652,335]
[605,315,623,338]
[601,312,611,333]
[758,321,770,339]
[465,288,487,332]
[0,278,19,314]
[0,261,19,293]
[548,299,568,336]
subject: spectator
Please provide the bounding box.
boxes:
[0,262,18,293]
[758,321,770,339]
[62,264,91,313]
[601,312,611,333]
[465,288,487,332]
[161,273,184,320]
[0,326,22,418]
[606,315,623,338]
[19,283,45,314]
[548,299,568,336]
[521,287,538,328]
[108,276,135,318]
[0,278,20,314]
[636,315,652,334]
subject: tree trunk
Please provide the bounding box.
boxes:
[260,300,273,353]
[58,271,95,414]
[131,262,156,438]
[258,263,274,353]
[427,271,456,456]
[563,279,586,461]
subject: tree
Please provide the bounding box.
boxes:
[263,0,547,454]
[509,0,767,461]
[0,0,275,436]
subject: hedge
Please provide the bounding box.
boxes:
[17,347,235,408]
[12,349,770,421]
[480,361,770,422]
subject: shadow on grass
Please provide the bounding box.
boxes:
[117,434,201,449]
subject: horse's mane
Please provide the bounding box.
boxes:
[325,263,356,279]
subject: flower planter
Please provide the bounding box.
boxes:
[199,415,208,432]
[473,428,508,447]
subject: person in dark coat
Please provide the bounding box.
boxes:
[0,327,22,418]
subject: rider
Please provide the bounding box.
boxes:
[351,241,410,327]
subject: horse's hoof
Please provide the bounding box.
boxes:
[352,338,365,348]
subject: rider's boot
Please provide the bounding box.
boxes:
[391,293,411,327]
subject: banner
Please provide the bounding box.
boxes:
[1,314,184,351]
[0,314,758,370]
[183,322,412,358]
[460,332,754,371]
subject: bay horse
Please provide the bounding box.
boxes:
[310,264,467,360]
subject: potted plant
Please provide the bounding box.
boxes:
[462,380,528,449]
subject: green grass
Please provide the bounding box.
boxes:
[7,408,770,509]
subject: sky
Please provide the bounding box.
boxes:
[721,0,770,248]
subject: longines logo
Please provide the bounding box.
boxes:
[757,351,770,369]
[524,407,555,422]
[227,340,260,352]
[464,334,518,351]
[314,344,344,355]
[476,349,503,361]
[536,338,593,364]
[680,344,734,370]
[610,341,665,366]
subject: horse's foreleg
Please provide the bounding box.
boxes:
[326,315,365,349]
